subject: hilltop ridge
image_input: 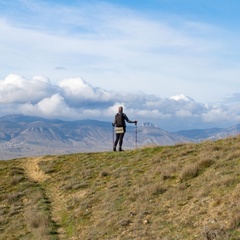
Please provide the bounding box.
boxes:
[1,136,240,239]
[1,114,240,160]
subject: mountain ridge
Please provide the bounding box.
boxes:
[0,114,240,160]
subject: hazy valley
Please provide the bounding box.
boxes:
[1,114,240,160]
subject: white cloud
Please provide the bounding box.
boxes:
[0,74,240,131]
[36,94,66,114]
[20,93,69,116]
[175,109,193,118]
[170,94,194,102]
[202,104,240,124]
[58,77,113,105]
[0,74,55,104]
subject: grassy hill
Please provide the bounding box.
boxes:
[1,137,240,240]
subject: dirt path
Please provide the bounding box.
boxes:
[23,157,66,239]
[24,157,49,182]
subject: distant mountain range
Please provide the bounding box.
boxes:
[0,114,239,160]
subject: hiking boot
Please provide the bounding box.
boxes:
[119,148,124,151]
[113,147,116,151]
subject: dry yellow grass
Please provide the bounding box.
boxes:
[1,136,240,239]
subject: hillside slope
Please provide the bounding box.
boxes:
[1,136,240,239]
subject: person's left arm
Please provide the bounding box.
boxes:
[123,114,137,125]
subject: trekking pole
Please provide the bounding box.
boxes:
[135,122,137,149]
[112,124,115,150]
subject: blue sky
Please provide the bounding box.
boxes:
[0,0,240,131]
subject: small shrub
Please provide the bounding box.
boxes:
[60,177,88,191]
[152,185,167,196]
[32,191,45,203]
[230,211,240,228]
[0,215,7,226]
[180,163,200,181]
[25,208,50,237]
[11,175,25,185]
[161,163,179,180]
[7,192,23,203]
[10,167,24,176]
[99,171,109,177]
[202,225,228,240]
[0,193,7,201]
[119,219,131,227]
[225,149,240,161]
[38,161,56,174]
[178,182,190,191]
[199,158,214,168]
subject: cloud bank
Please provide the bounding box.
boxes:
[1,74,240,131]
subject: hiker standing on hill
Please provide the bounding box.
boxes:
[112,106,137,151]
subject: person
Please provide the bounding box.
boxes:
[112,106,137,151]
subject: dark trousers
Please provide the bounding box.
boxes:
[114,133,125,149]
